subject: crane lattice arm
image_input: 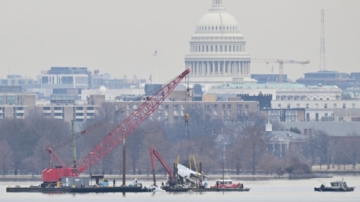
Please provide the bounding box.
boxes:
[42,69,190,182]
[77,69,190,173]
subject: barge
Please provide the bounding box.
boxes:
[162,178,250,193]
[162,186,250,192]
[6,186,151,193]
[6,176,153,193]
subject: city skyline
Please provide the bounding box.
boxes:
[0,0,359,83]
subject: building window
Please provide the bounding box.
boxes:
[306,104,309,109]
[237,104,242,109]
[334,103,337,108]
[315,103,318,108]
[324,103,327,109]
[6,96,16,105]
[213,104,218,110]
[352,103,355,108]
[227,104,231,109]
[61,76,74,84]
[174,104,179,110]
[87,107,94,110]
[343,103,346,109]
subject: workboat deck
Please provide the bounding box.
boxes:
[6,186,151,193]
[314,181,355,192]
[162,187,250,192]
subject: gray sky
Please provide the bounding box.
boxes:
[1,0,359,83]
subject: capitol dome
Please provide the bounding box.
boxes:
[184,0,255,84]
[195,3,241,34]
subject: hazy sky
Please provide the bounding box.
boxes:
[1,0,359,83]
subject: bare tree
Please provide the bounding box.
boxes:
[308,130,331,169]
[258,153,284,176]
[0,141,14,176]
[236,112,267,175]
[334,133,360,169]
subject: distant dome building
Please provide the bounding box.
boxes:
[185,0,255,84]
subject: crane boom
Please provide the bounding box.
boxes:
[42,69,190,182]
[252,58,310,83]
[46,146,66,168]
[150,146,173,186]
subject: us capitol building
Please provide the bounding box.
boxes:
[185,0,256,84]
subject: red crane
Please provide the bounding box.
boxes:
[42,69,190,183]
[150,146,174,186]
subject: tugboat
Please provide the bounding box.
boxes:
[314,181,355,192]
[210,178,250,191]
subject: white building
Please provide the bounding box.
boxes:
[206,83,342,102]
[205,83,360,122]
[184,0,256,84]
[38,73,88,89]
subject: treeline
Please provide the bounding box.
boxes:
[1,103,360,176]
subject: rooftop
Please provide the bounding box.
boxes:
[211,83,340,90]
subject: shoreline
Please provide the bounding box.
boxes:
[1,171,359,182]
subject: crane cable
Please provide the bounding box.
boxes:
[178,73,191,166]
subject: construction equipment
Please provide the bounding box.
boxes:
[41,69,190,186]
[150,146,174,186]
[252,58,310,83]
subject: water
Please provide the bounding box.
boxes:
[1,176,360,202]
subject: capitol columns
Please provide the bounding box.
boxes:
[202,61,205,76]
[212,61,215,76]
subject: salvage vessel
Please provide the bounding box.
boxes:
[314,181,355,192]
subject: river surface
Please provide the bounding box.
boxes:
[1,176,360,202]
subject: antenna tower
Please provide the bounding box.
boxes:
[320,9,326,71]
